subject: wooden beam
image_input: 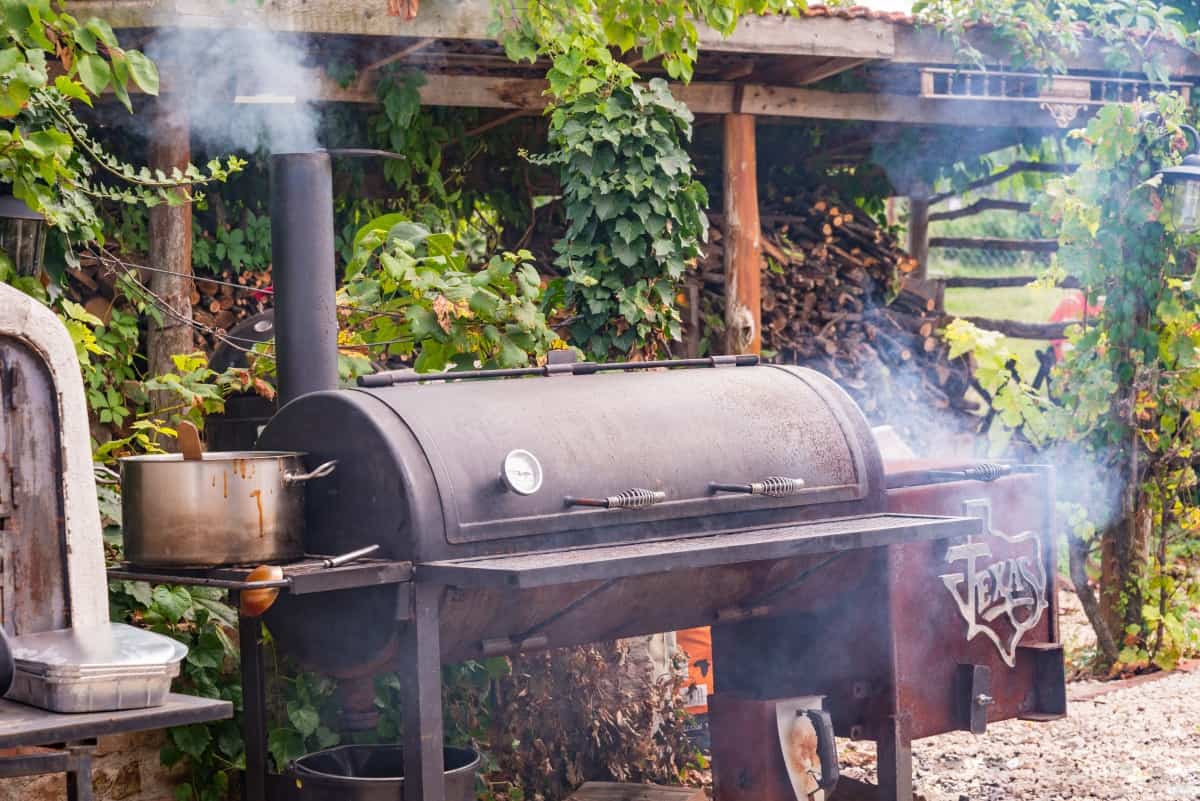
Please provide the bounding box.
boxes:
[907,186,930,280]
[303,72,1082,129]
[943,275,1080,289]
[723,113,761,355]
[146,99,193,426]
[736,85,1066,128]
[69,0,898,59]
[962,316,1076,340]
[71,0,1200,79]
[791,57,871,86]
[929,237,1058,253]
[928,198,1031,222]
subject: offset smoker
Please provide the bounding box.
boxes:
[243,151,1063,801]
[257,361,1063,801]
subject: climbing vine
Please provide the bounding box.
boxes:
[913,0,1198,83]
[944,94,1200,671]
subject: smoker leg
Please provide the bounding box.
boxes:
[401,583,446,801]
[876,714,913,801]
[239,609,269,801]
[64,741,96,801]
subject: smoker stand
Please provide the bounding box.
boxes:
[107,556,414,801]
[0,693,232,801]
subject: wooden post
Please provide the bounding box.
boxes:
[147,100,194,418]
[907,184,930,281]
[722,113,761,355]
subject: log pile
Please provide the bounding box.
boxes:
[64,250,272,353]
[187,268,272,351]
[694,193,979,441]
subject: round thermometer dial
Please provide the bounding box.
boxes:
[501,449,543,496]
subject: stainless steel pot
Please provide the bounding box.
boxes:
[119,451,336,567]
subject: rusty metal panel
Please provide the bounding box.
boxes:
[0,336,69,634]
[886,471,1057,739]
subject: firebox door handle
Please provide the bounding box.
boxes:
[709,476,806,497]
[565,488,667,509]
[804,709,840,792]
[283,460,338,485]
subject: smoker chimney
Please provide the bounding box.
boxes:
[269,151,338,406]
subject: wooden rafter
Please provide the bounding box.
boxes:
[281,71,1089,129]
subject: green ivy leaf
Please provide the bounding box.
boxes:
[54,75,92,106]
[125,50,159,95]
[77,53,111,96]
[267,729,306,770]
[170,725,212,761]
[151,585,193,624]
[286,701,321,737]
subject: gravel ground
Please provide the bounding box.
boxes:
[839,666,1200,800]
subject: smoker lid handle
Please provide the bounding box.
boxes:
[324,148,406,161]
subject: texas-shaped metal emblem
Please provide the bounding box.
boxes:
[940,499,1048,667]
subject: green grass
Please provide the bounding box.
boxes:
[942,285,1073,380]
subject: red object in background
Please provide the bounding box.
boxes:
[677,627,714,714]
[387,0,419,19]
[1049,291,1103,361]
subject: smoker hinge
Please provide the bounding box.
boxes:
[956,663,993,734]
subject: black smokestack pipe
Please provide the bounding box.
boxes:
[270,151,338,406]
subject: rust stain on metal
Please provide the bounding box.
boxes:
[222,472,228,499]
[249,489,264,537]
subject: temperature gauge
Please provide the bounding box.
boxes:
[501,449,543,496]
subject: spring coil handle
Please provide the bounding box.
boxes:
[566,488,668,509]
[749,476,808,497]
[710,476,807,498]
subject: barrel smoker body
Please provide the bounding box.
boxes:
[254,360,1059,801]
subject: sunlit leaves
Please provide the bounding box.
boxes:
[341,215,563,374]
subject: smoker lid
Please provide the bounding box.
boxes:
[9,623,188,677]
[359,364,874,544]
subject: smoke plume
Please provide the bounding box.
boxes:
[146,28,320,154]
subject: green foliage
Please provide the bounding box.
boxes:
[0,1,242,245]
[370,68,462,219]
[493,0,809,82]
[530,79,707,358]
[946,93,1200,669]
[343,214,563,373]
[914,0,1198,84]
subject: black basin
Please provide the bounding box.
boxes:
[290,745,479,801]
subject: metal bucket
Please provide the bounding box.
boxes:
[290,745,479,801]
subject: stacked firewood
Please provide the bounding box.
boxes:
[188,269,272,351]
[64,250,272,352]
[694,194,979,439]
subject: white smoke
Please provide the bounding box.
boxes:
[146,28,320,154]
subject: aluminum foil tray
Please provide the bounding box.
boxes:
[5,622,187,713]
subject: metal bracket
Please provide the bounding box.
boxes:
[1017,642,1067,721]
[956,663,993,734]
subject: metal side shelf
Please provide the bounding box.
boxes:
[107,556,414,595]
[420,512,982,589]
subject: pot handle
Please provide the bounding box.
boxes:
[284,460,338,485]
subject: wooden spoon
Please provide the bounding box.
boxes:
[177,420,204,462]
